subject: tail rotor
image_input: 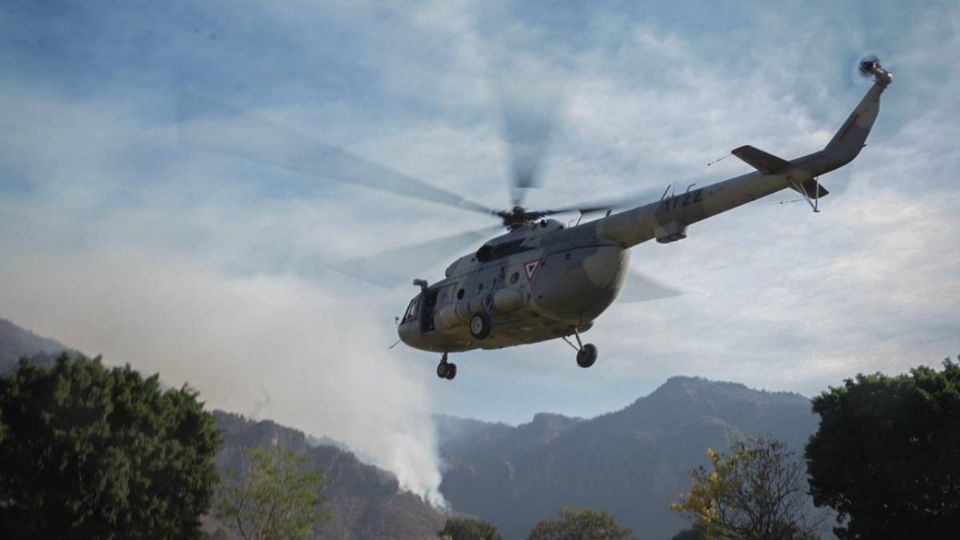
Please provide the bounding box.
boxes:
[857,54,893,87]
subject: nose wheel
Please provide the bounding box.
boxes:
[437,352,457,380]
[562,328,598,368]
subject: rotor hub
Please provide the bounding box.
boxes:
[497,205,547,229]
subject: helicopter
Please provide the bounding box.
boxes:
[177,56,892,381]
[393,58,892,380]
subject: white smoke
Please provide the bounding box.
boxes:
[249,387,271,420]
[0,247,446,507]
[0,82,454,506]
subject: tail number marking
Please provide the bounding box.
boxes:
[660,189,703,212]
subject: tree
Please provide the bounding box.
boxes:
[0,354,221,538]
[438,516,502,540]
[670,524,708,540]
[671,437,819,540]
[215,445,327,540]
[805,358,960,538]
[527,507,633,540]
[439,516,502,540]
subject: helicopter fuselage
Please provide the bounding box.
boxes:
[398,219,629,352]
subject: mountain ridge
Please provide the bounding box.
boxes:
[435,373,819,539]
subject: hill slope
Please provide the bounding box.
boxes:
[213,411,445,540]
[0,316,445,540]
[0,318,68,375]
[436,376,818,539]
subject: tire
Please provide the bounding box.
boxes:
[437,363,448,379]
[469,312,492,340]
[576,343,598,368]
[445,363,457,380]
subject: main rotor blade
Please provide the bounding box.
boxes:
[536,185,671,218]
[497,83,562,207]
[177,93,497,216]
[325,226,502,288]
[619,271,683,303]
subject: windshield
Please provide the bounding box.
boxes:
[403,296,420,322]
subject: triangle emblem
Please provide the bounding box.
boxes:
[524,260,541,282]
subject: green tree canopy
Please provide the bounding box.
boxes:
[527,507,633,540]
[671,437,820,540]
[438,516,502,540]
[215,445,327,540]
[805,358,960,538]
[0,354,221,538]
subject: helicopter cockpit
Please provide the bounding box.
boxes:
[402,295,419,324]
[400,277,440,334]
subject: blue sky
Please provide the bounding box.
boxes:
[2,0,958,504]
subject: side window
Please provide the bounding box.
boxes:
[404,297,420,322]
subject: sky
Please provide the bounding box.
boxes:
[2,0,959,505]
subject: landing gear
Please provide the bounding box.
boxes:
[437,352,457,380]
[469,312,492,340]
[788,174,824,213]
[437,363,457,379]
[576,344,598,368]
[562,328,598,368]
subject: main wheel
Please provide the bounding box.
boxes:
[436,363,448,379]
[444,363,457,380]
[576,343,598,368]
[469,312,492,340]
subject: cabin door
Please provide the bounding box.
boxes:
[419,288,439,333]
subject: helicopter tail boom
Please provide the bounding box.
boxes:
[593,59,892,248]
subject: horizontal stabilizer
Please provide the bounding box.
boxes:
[790,178,830,198]
[731,145,790,174]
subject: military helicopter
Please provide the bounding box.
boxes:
[178,57,892,381]
[392,58,892,380]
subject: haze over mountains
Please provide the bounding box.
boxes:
[1,317,822,539]
[436,376,818,538]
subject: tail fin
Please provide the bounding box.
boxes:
[732,145,829,198]
[823,62,892,166]
[731,145,790,174]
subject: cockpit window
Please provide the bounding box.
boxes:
[403,296,419,322]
